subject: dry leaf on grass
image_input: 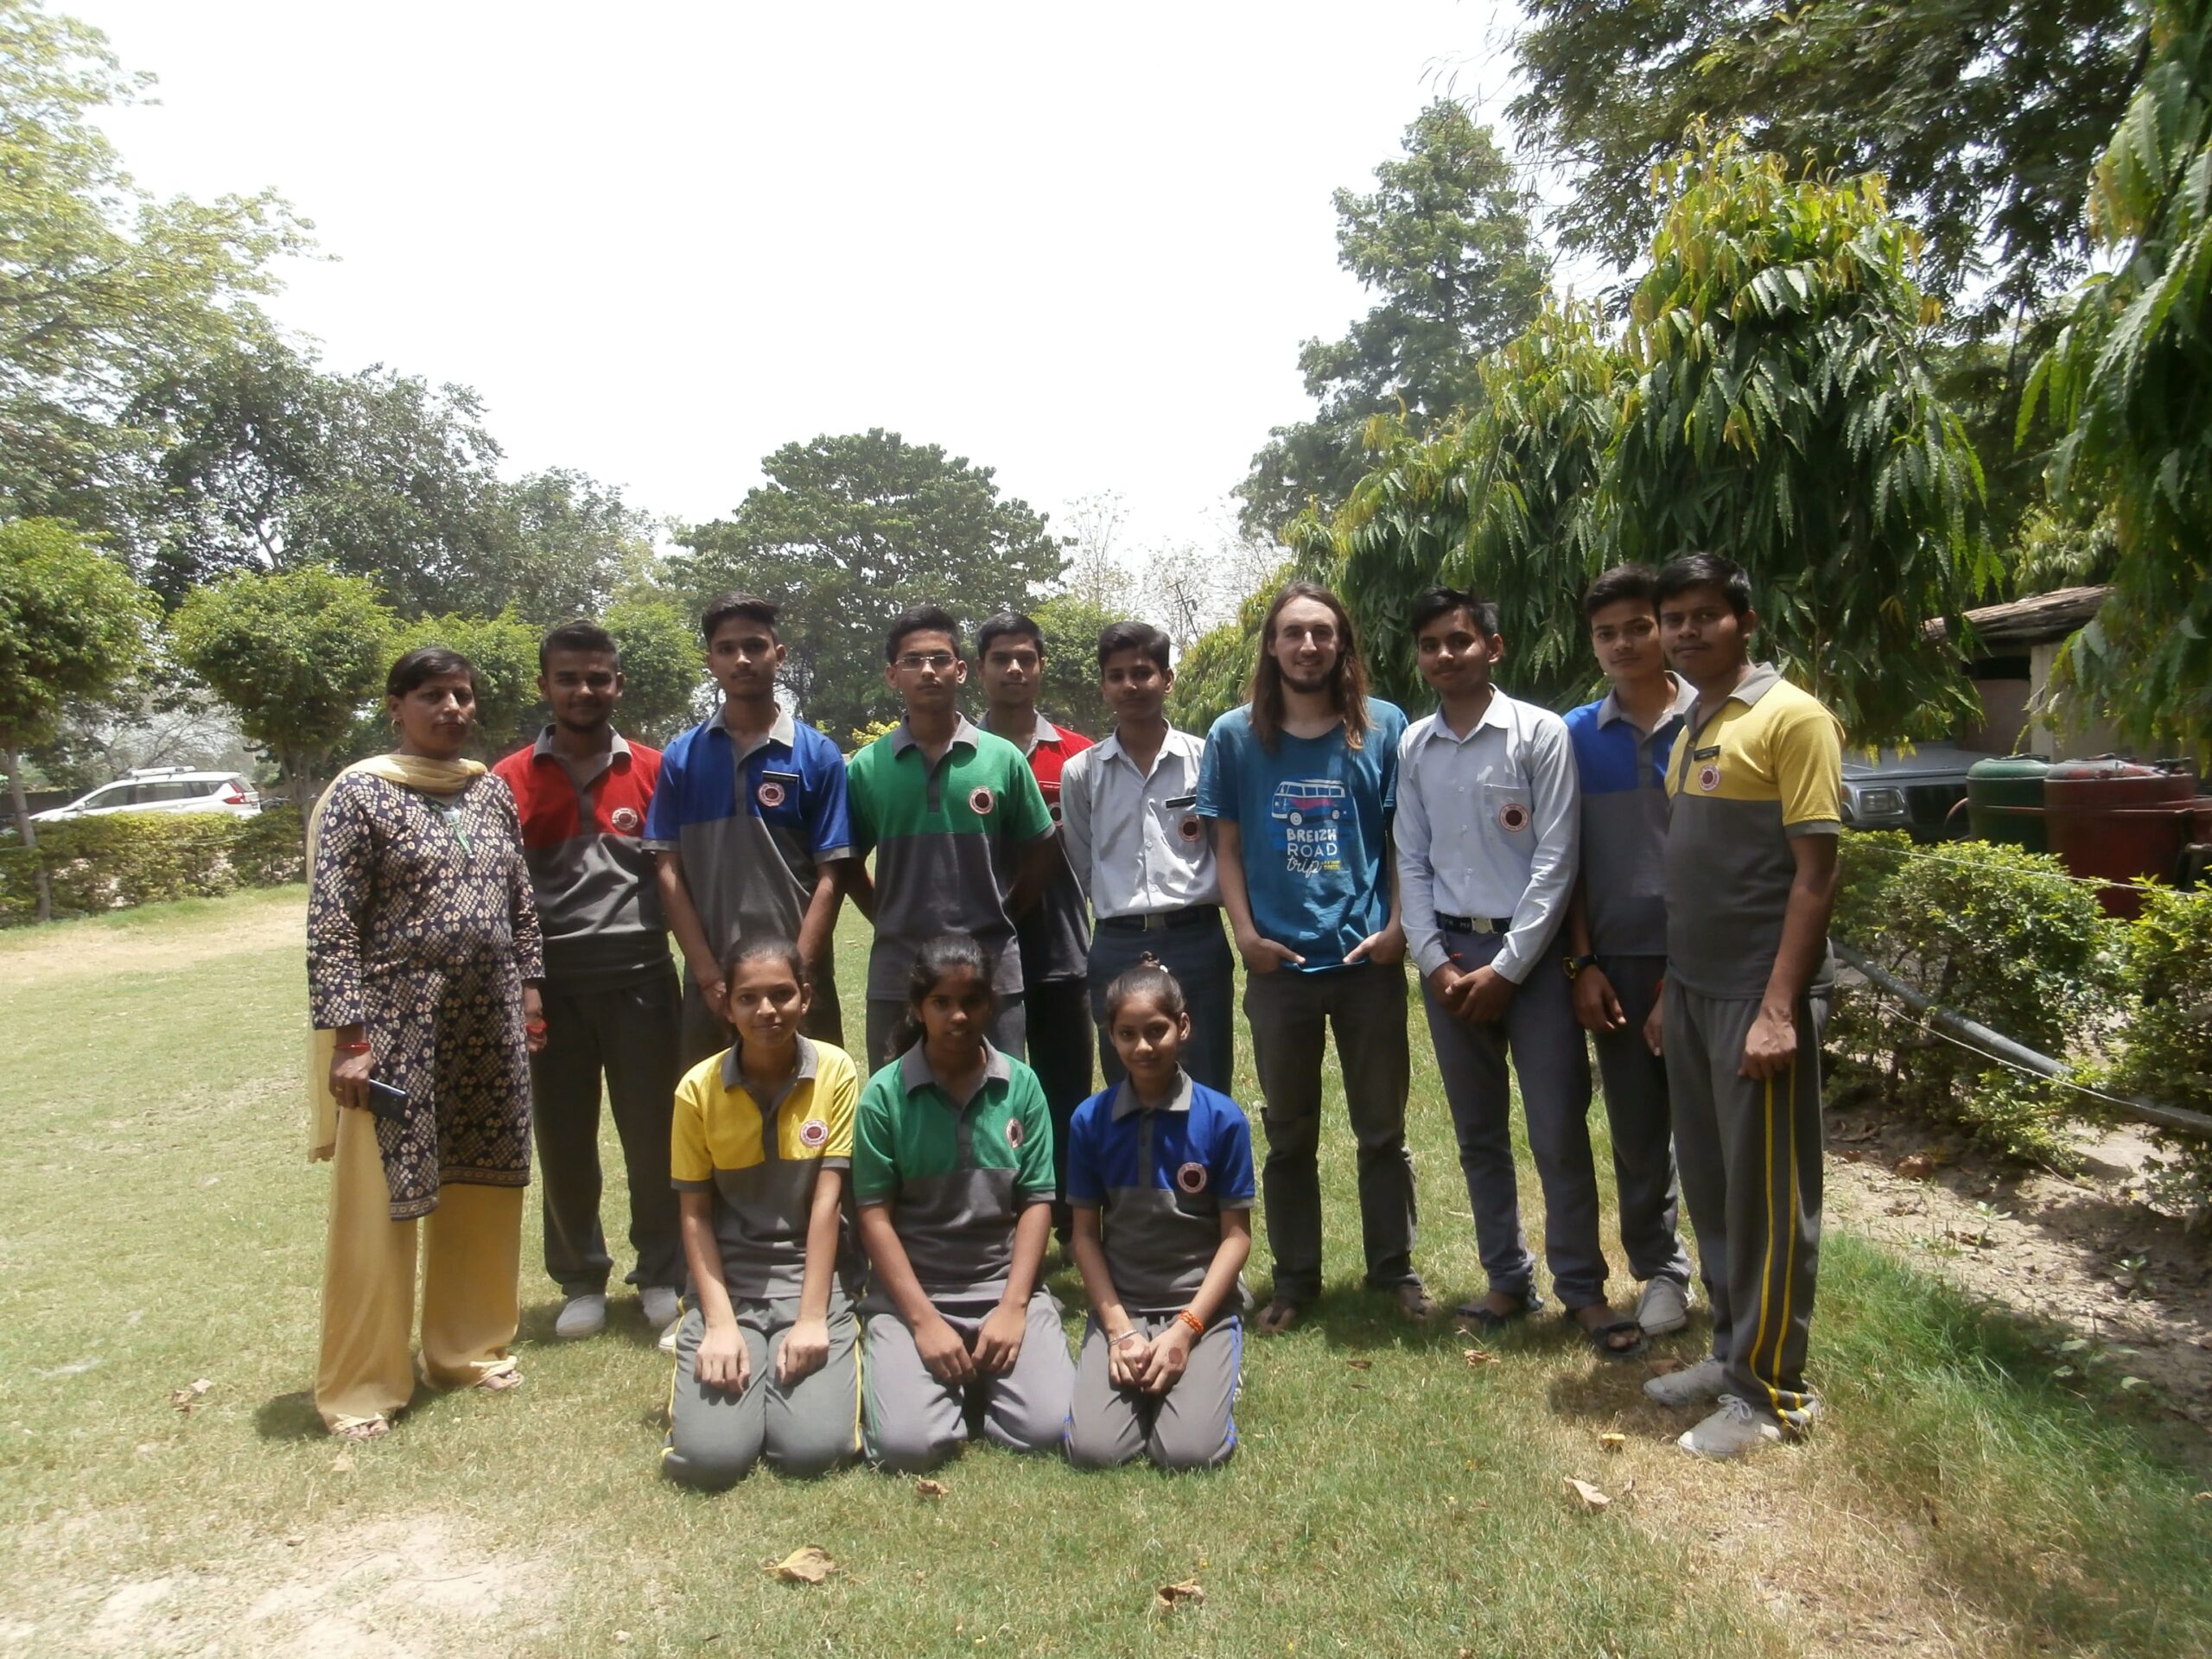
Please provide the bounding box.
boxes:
[1153,1579,1205,1613]
[1344,1358,1373,1370]
[1599,1432,1625,1453]
[1461,1348,1497,1367]
[767,1546,837,1584]
[915,1478,949,1499]
[168,1378,213,1412]
[1646,1356,1683,1376]
[1896,1154,1937,1179]
[1564,1477,1612,1511]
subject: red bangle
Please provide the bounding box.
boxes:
[1176,1309,1205,1337]
[336,1040,371,1054]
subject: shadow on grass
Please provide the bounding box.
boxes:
[252,1389,323,1441]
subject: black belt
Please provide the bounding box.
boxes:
[1097,904,1221,935]
[1436,912,1515,936]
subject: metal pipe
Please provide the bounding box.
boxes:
[1832,937,2212,1138]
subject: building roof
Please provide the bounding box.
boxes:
[1929,585,2109,648]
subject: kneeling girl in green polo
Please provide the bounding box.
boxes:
[661,940,862,1485]
[853,933,1075,1470]
[1064,956,1254,1470]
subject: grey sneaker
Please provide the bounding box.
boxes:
[555,1293,607,1341]
[1642,1355,1728,1408]
[1678,1394,1784,1459]
[640,1286,683,1350]
[1635,1277,1692,1336]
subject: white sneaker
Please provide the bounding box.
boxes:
[1642,1355,1728,1408]
[555,1293,607,1341]
[1635,1277,1692,1336]
[639,1286,683,1351]
[1678,1395,1783,1459]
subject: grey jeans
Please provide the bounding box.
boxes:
[660,1294,861,1486]
[1421,928,1606,1307]
[1589,955,1694,1287]
[1064,1313,1242,1471]
[860,1292,1075,1471]
[1241,961,1419,1303]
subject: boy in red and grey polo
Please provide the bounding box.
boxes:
[493,623,683,1341]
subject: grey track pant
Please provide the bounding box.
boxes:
[865,995,1027,1071]
[1023,977,1096,1233]
[1241,962,1419,1303]
[1664,983,1825,1427]
[1421,929,1606,1307]
[681,962,844,1073]
[660,1294,861,1486]
[529,969,684,1297]
[1590,955,1694,1287]
[861,1293,1074,1471]
[1064,1313,1242,1471]
[1087,917,1236,1095]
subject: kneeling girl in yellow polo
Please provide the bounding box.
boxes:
[853,934,1075,1471]
[1064,957,1253,1470]
[661,940,862,1485]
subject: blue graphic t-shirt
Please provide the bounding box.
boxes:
[1195,699,1405,970]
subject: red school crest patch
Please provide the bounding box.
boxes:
[1004,1116,1024,1149]
[1175,1160,1209,1194]
[798,1117,829,1149]
[1179,813,1204,844]
[968,785,995,816]
[1497,800,1530,833]
[757,779,787,809]
[608,805,641,833]
[1697,763,1722,793]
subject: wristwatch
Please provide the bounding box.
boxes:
[1562,953,1599,981]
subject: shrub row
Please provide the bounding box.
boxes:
[0,806,305,926]
[1833,830,2212,1212]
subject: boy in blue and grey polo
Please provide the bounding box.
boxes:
[1062,1072,1254,1469]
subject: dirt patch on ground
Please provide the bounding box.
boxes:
[8,1515,547,1658]
[0,896,302,988]
[1825,1104,2212,1434]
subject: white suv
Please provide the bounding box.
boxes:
[32,767,262,823]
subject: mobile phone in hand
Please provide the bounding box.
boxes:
[365,1078,409,1122]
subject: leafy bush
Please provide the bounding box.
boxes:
[1830,831,2124,1166]
[0,808,306,925]
[2107,886,2212,1220]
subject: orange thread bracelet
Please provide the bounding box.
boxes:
[1176,1309,1205,1337]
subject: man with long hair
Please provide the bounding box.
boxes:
[1194,582,1433,1334]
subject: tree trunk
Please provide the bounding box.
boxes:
[3,743,53,925]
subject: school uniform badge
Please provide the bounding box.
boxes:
[798,1117,829,1148]
[968,785,995,816]
[609,805,641,833]
[1004,1116,1025,1148]
[757,779,787,809]
[1175,1160,1209,1194]
[1497,800,1530,832]
[1179,814,1204,844]
[1697,763,1722,792]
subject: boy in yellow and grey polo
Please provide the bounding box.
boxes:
[660,1036,862,1484]
[851,1044,1074,1470]
[1662,658,1842,1433]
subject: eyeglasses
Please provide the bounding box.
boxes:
[896,652,958,671]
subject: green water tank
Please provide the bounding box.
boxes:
[1967,754,2050,852]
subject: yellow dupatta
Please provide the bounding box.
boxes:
[304,753,488,1161]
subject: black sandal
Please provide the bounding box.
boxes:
[1452,1289,1542,1332]
[1568,1307,1648,1359]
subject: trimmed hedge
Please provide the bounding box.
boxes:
[0,806,304,926]
[1831,831,2125,1167]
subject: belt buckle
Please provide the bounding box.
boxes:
[1472,916,1496,935]
[1140,912,1168,932]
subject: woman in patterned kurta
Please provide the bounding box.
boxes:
[306,647,547,1438]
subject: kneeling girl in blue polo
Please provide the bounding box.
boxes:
[1064,956,1254,1470]
[853,934,1075,1471]
[661,940,862,1486]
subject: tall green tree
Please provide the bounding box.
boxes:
[0,517,155,918]
[601,592,706,744]
[1606,132,1997,741]
[674,429,1065,739]
[1304,300,1631,709]
[0,0,305,529]
[2024,0,2212,755]
[1510,0,2141,337]
[1237,101,1548,539]
[170,566,395,805]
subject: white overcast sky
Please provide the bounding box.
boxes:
[78,1,1541,557]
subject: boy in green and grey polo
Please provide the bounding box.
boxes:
[851,1044,1075,1470]
[846,717,1055,1065]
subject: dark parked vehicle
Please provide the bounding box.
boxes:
[1840,743,1978,842]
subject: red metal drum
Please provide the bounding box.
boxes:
[2044,756,2199,917]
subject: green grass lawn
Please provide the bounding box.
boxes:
[1,888,2207,1657]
